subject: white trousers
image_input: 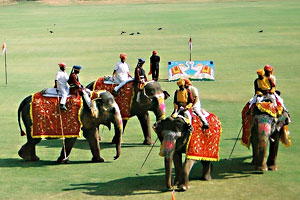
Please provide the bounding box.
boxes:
[114,77,133,92]
[58,86,69,105]
[192,103,208,125]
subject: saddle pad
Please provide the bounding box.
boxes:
[186,111,222,161]
[256,101,283,118]
[93,77,134,120]
[30,92,82,138]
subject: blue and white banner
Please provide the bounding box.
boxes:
[168,61,215,81]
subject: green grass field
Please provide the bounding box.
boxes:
[0,0,299,199]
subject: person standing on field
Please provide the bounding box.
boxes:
[149,50,160,81]
[112,53,133,95]
[54,62,69,111]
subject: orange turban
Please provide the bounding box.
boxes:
[184,78,192,86]
[256,69,265,76]
[177,78,185,86]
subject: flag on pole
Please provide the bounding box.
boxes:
[188,37,192,51]
[2,42,6,55]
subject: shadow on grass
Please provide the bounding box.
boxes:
[0,158,112,168]
[38,139,153,150]
[189,156,263,181]
[63,169,167,196]
[62,156,263,197]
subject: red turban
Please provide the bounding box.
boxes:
[120,53,127,59]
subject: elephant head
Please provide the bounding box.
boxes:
[251,108,290,171]
[81,91,123,160]
[135,81,169,121]
[153,116,192,189]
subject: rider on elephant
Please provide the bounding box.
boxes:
[184,78,209,129]
[68,65,97,116]
[112,53,133,95]
[54,62,69,111]
[172,78,193,125]
[264,65,288,112]
[134,58,148,102]
[248,69,276,110]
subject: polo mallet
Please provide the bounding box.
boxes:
[136,137,159,176]
[226,126,243,160]
[57,94,68,162]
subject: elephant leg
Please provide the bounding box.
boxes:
[250,135,259,166]
[18,135,41,161]
[178,159,197,191]
[83,128,104,163]
[201,161,212,181]
[267,132,280,171]
[56,137,77,164]
[112,119,127,144]
[164,156,173,190]
[137,113,153,145]
[173,151,182,186]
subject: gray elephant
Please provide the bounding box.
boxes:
[250,106,291,171]
[153,111,221,191]
[17,91,123,163]
[87,78,169,145]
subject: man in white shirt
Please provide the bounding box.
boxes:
[184,79,209,129]
[112,53,133,95]
[55,62,69,111]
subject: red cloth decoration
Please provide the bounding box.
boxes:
[30,92,82,138]
[186,111,222,161]
[241,102,252,148]
[93,77,134,120]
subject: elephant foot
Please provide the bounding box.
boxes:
[200,175,211,181]
[268,165,278,171]
[18,148,39,161]
[91,156,105,163]
[255,166,268,171]
[177,185,187,191]
[56,157,70,164]
[143,139,154,145]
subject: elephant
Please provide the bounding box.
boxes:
[250,106,290,171]
[17,91,123,163]
[87,79,169,145]
[152,111,221,191]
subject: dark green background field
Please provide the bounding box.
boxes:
[0,0,299,199]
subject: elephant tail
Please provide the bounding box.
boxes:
[18,95,31,136]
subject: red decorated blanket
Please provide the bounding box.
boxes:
[241,101,284,148]
[93,77,134,120]
[30,92,82,138]
[241,102,252,148]
[186,111,222,161]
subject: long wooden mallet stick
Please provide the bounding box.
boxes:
[226,126,243,160]
[136,137,159,176]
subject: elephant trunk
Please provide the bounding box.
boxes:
[112,107,123,160]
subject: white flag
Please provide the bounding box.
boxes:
[2,42,6,55]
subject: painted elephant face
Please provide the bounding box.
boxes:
[153,116,190,157]
[254,114,275,146]
[141,82,168,120]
